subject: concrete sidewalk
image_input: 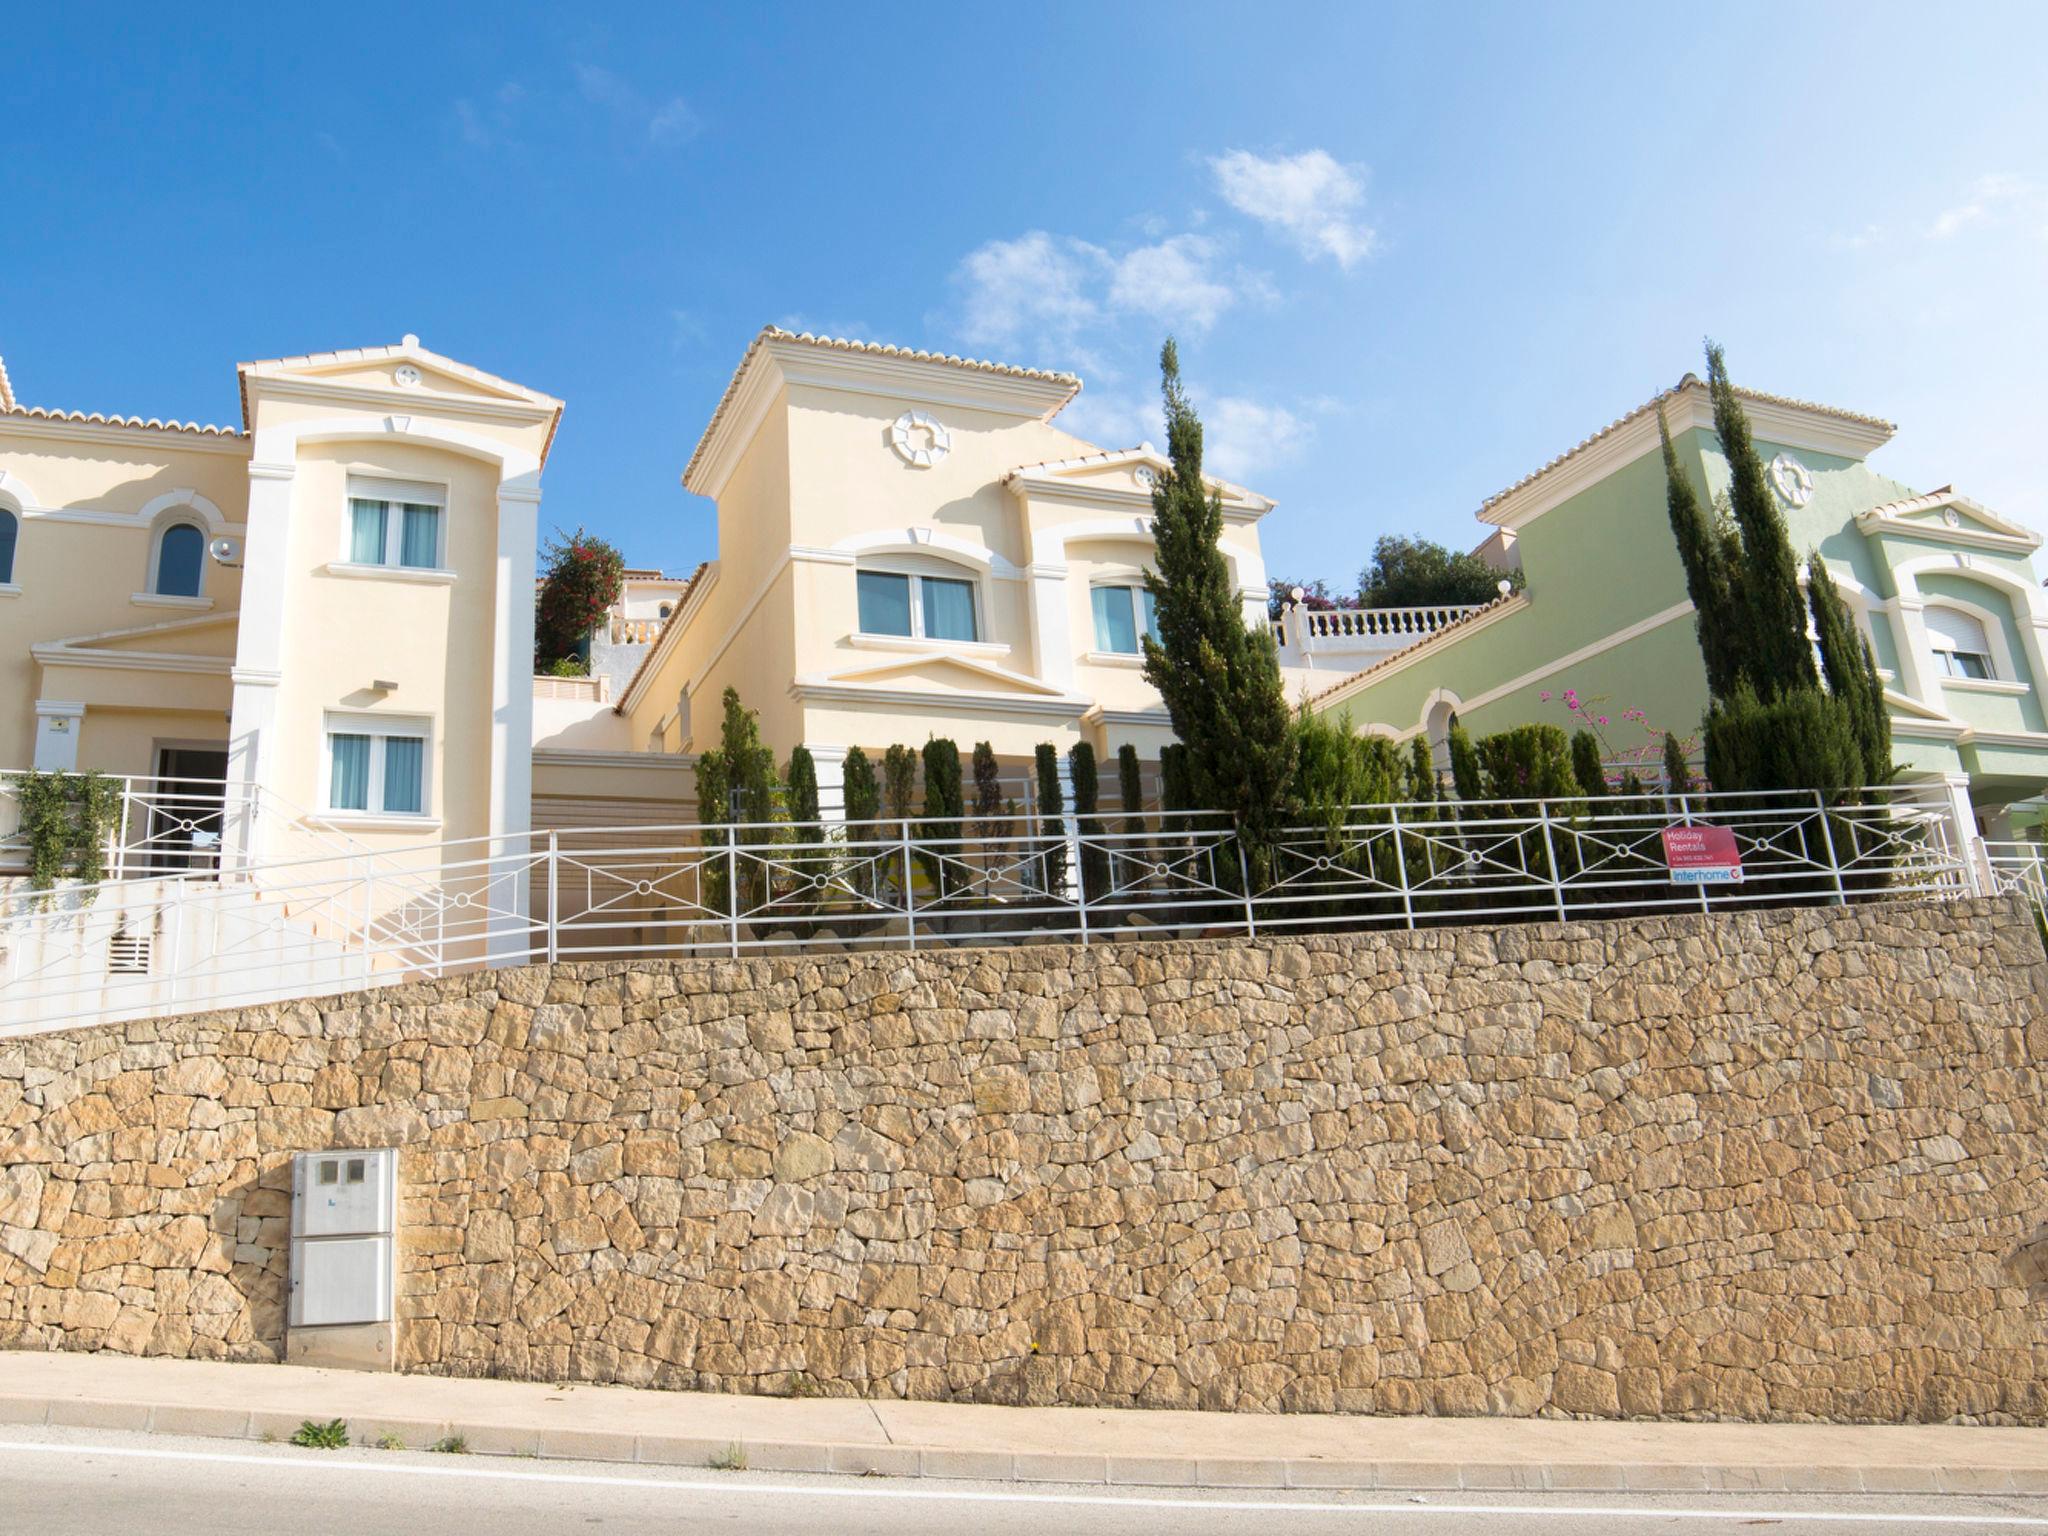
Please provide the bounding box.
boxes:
[1,1351,2043,1496]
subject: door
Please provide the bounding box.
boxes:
[147,746,230,873]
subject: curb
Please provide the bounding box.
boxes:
[2,1393,2044,1496]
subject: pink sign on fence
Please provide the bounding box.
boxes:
[1661,824,1743,884]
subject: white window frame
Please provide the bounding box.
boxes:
[1925,603,2000,682]
[322,712,434,820]
[339,475,449,573]
[855,558,982,643]
[1088,577,1159,656]
[147,518,210,600]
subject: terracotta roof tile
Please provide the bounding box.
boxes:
[0,401,244,440]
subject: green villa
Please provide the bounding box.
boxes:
[1309,373,2048,844]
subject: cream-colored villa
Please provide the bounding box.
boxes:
[531,327,1324,825]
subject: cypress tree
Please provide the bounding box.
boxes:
[1807,556,1893,787]
[919,738,964,897]
[1139,338,1297,882]
[1570,729,1609,798]
[1117,743,1144,819]
[841,745,880,897]
[971,740,1004,894]
[1706,341,1818,698]
[881,744,917,822]
[1658,409,1745,701]
[714,688,780,907]
[1158,743,1191,814]
[1069,741,1108,900]
[1404,735,1438,805]
[1447,723,1483,804]
[694,748,732,913]
[842,746,879,824]
[785,745,825,912]
[1661,732,1695,796]
[1033,743,1066,896]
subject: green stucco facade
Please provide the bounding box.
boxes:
[1315,384,2048,831]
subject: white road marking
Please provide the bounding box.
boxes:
[0,1439,2042,1527]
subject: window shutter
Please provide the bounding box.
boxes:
[1925,606,1991,656]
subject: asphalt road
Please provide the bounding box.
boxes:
[2,1426,2046,1536]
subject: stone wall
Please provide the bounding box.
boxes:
[3,896,2044,1423]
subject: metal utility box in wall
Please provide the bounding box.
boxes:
[288,1149,398,1353]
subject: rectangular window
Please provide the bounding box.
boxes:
[345,481,445,570]
[1091,584,1155,654]
[1937,649,1994,680]
[348,500,387,565]
[329,733,372,811]
[921,576,978,641]
[858,570,914,636]
[325,719,429,816]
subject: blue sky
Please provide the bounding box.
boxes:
[6,3,2046,588]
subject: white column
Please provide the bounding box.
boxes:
[225,459,297,868]
[488,480,541,962]
[1931,771,1990,895]
[1026,562,1075,691]
[32,701,84,771]
[807,744,848,824]
[1889,596,1938,706]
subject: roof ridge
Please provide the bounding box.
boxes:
[0,402,244,439]
[1480,376,1896,515]
[682,325,1084,488]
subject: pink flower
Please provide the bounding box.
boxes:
[1539,691,1551,701]
[1597,716,1610,726]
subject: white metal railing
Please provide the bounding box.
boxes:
[1984,840,2047,904]
[0,788,1980,1037]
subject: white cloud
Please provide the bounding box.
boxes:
[1057,390,1163,454]
[1108,235,1237,330]
[953,232,1107,349]
[1927,173,2047,241]
[573,63,699,145]
[1204,395,1314,482]
[1211,148,1376,268]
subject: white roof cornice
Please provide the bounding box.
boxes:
[684,327,1083,498]
[1479,376,1896,532]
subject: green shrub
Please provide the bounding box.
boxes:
[291,1418,349,1450]
[1569,730,1609,799]
[1069,742,1108,901]
[1704,680,1860,801]
[1447,724,1483,803]
[1662,732,1696,796]
[842,745,881,898]
[1475,724,1576,802]
[882,745,918,822]
[1033,743,1066,896]
[918,738,964,897]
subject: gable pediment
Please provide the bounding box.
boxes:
[813,652,1073,698]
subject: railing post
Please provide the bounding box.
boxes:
[1389,803,1415,930]
[360,858,376,986]
[724,833,740,959]
[1236,833,1257,938]
[546,828,560,964]
[1075,823,1091,946]
[1813,789,1848,906]
[1536,801,1568,923]
[900,819,916,952]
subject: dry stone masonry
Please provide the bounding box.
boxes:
[2,896,2045,1422]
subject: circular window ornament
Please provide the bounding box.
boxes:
[889,410,950,468]
[394,364,423,389]
[1134,465,1158,490]
[1768,452,1814,508]
[1942,506,1963,529]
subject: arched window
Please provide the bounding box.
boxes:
[1424,697,1460,774]
[856,555,979,642]
[0,508,17,585]
[1090,581,1157,654]
[1927,606,1995,680]
[153,522,206,598]
[658,603,673,620]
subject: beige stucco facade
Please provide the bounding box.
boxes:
[0,341,559,935]
[593,328,1290,812]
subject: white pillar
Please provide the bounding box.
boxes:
[488,480,541,962]
[1889,596,1938,705]
[225,459,297,869]
[1027,562,1075,690]
[807,744,848,824]
[1930,771,1990,895]
[32,701,84,771]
